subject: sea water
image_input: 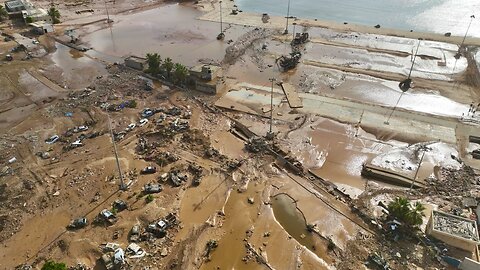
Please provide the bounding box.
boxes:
[236,0,480,37]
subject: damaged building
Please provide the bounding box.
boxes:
[427,210,480,255]
[189,64,221,94]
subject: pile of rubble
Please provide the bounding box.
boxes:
[424,165,479,196]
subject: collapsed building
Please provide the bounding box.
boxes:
[427,210,480,256]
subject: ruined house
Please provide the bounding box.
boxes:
[427,210,480,255]
[124,55,147,71]
[188,64,221,94]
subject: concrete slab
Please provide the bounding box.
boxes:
[280,82,303,108]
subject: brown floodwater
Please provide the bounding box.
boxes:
[49,42,107,89]
[82,4,252,67]
[271,194,320,255]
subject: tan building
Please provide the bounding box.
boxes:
[189,64,221,94]
[426,210,480,253]
[124,55,146,71]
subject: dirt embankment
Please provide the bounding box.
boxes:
[223,28,277,65]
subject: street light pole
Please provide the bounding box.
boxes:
[456,15,475,58]
[107,111,126,190]
[284,0,291,34]
[104,0,111,23]
[386,40,421,125]
[292,22,297,40]
[220,1,223,34]
[409,146,428,191]
[267,78,276,139]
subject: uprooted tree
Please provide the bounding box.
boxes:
[388,197,425,228]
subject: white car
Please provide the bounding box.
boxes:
[126,123,136,131]
[45,135,60,144]
[139,118,149,127]
[74,125,89,133]
[101,242,120,252]
[126,243,146,258]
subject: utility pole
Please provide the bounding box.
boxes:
[104,0,111,23]
[385,40,421,125]
[284,0,291,34]
[409,146,429,191]
[292,22,297,40]
[456,15,475,59]
[107,112,126,190]
[267,78,276,140]
[217,1,225,40]
[220,1,223,34]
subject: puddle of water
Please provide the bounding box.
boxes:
[50,42,107,89]
[83,4,250,67]
[18,71,60,102]
[271,194,317,253]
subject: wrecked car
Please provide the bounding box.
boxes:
[112,199,128,212]
[45,135,60,144]
[67,217,88,230]
[144,183,162,194]
[129,224,141,242]
[141,166,157,174]
[126,243,146,258]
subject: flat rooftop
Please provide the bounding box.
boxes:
[190,64,220,73]
[432,210,479,242]
[5,0,24,9]
[126,55,146,61]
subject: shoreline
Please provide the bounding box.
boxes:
[197,0,480,47]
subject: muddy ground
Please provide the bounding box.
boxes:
[1,0,480,269]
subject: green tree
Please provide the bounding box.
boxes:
[146,53,161,75]
[25,16,33,23]
[0,6,8,21]
[145,194,154,203]
[388,197,425,227]
[407,201,426,227]
[48,7,61,24]
[173,63,189,85]
[162,57,174,80]
[41,260,67,270]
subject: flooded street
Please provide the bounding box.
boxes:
[83,4,250,67]
[48,42,107,89]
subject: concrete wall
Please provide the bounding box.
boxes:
[427,215,479,253]
[460,257,480,270]
[124,58,145,71]
[195,81,217,94]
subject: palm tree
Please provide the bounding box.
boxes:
[162,57,174,80]
[0,6,8,21]
[173,63,189,85]
[407,201,426,227]
[388,197,410,221]
[146,53,161,75]
[48,7,61,24]
[388,197,425,228]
